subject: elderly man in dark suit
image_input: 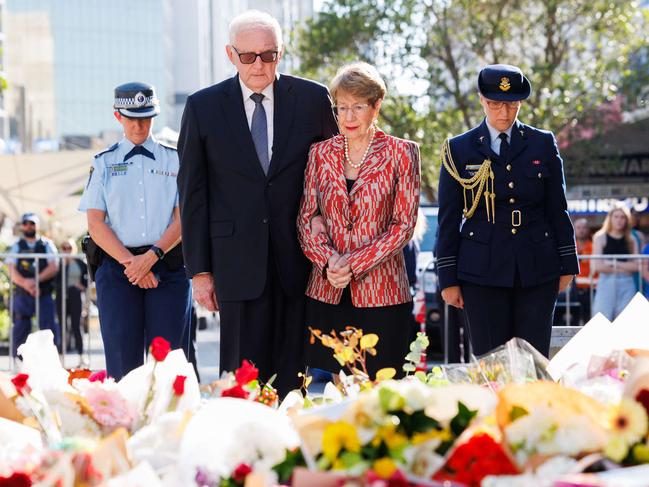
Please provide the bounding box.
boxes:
[435,64,579,357]
[177,10,337,395]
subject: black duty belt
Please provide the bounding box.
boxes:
[126,245,154,256]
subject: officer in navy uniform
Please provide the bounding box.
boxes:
[435,64,579,357]
[79,82,191,380]
[7,213,60,356]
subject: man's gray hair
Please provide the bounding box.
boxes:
[229,10,283,48]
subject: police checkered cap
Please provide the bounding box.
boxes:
[114,81,160,118]
[478,64,531,102]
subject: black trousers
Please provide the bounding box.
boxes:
[219,253,305,397]
[461,277,559,357]
[304,288,411,380]
[57,286,83,355]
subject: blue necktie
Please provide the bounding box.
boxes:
[124,145,155,162]
[250,93,269,174]
[498,132,509,162]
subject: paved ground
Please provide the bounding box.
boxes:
[0,313,222,384]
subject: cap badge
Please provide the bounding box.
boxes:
[499,77,511,92]
[134,92,146,107]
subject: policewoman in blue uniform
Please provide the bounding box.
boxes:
[436,65,579,356]
[79,82,191,379]
[7,213,60,356]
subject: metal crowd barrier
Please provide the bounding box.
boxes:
[0,252,92,372]
[429,253,649,363]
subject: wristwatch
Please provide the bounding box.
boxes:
[150,245,165,261]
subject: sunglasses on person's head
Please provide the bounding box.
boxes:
[231,46,278,64]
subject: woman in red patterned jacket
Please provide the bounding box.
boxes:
[297,62,421,378]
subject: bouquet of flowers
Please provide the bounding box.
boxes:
[292,378,493,483]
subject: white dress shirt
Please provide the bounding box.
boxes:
[485,119,514,155]
[239,77,274,161]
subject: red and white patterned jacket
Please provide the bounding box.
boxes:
[297,131,421,307]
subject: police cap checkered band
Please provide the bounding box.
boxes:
[113,81,160,117]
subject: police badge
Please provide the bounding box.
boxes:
[133,91,147,107]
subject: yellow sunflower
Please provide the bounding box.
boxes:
[322,421,361,463]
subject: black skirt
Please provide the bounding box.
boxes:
[304,288,412,380]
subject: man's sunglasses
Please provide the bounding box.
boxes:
[231,46,278,65]
[21,221,36,226]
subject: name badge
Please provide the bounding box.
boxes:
[108,163,129,176]
[150,169,178,177]
[465,164,482,176]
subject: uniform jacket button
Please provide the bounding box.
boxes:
[537,172,542,178]
[508,181,515,189]
[262,217,268,224]
[509,198,515,204]
[506,164,512,171]
[511,228,517,235]
[469,231,474,236]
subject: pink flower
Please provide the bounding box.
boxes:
[150,337,171,362]
[84,386,134,430]
[88,370,107,383]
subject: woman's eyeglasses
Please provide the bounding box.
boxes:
[333,104,370,117]
[231,46,278,64]
[485,100,521,111]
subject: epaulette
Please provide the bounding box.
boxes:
[159,141,178,151]
[94,142,119,159]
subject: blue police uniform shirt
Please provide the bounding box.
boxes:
[485,121,513,155]
[78,135,179,247]
[7,236,58,265]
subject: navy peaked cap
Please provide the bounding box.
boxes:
[478,64,531,101]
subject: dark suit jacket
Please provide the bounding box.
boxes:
[435,119,579,290]
[177,74,338,302]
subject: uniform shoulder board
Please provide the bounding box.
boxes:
[159,141,177,151]
[94,142,119,159]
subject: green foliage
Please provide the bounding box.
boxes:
[449,401,478,437]
[0,309,10,342]
[273,448,306,483]
[294,0,649,196]
[403,331,428,375]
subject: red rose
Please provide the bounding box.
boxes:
[150,337,171,362]
[221,384,249,399]
[232,463,252,483]
[235,360,258,385]
[88,370,107,383]
[10,374,30,396]
[0,472,32,486]
[173,375,187,396]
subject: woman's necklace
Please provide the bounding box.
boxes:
[344,129,375,169]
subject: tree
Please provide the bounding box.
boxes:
[292,0,649,199]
